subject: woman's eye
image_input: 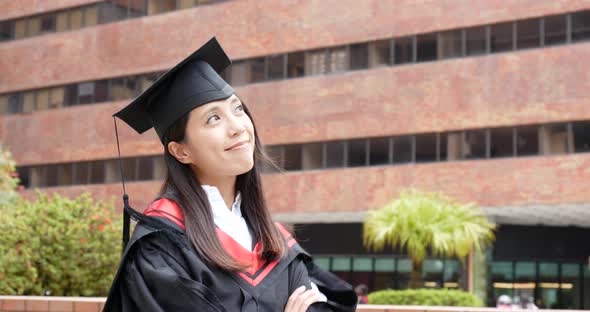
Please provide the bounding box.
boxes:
[207,115,220,124]
[235,105,244,113]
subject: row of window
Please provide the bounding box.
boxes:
[320,255,590,309]
[314,255,462,292]
[0,0,226,42]
[491,261,590,309]
[16,121,590,188]
[1,9,590,115]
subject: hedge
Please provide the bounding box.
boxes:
[0,192,122,296]
[368,288,484,307]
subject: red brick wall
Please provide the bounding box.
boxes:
[0,0,101,20]
[2,42,590,166]
[20,153,590,215]
[1,0,589,92]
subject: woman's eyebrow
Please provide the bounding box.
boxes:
[201,105,220,117]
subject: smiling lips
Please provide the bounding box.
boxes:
[225,140,250,151]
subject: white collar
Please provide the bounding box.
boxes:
[200,184,242,218]
[201,184,252,251]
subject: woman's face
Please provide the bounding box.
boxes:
[168,94,255,181]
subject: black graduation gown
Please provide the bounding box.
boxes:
[102,212,357,311]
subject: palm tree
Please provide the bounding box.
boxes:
[363,188,496,289]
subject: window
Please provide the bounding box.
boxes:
[64,84,78,106]
[464,130,487,159]
[14,19,26,39]
[56,11,69,31]
[325,141,345,168]
[120,158,138,181]
[0,95,8,114]
[262,146,283,172]
[99,1,132,23]
[466,26,487,56]
[438,29,463,59]
[267,54,286,80]
[147,0,176,15]
[571,11,590,42]
[541,124,569,155]
[29,166,44,187]
[45,165,59,187]
[347,139,367,167]
[283,145,302,171]
[94,80,109,103]
[368,39,391,67]
[490,22,514,52]
[27,17,41,37]
[69,9,83,30]
[40,14,57,34]
[573,121,590,153]
[445,132,464,160]
[490,127,514,158]
[374,258,396,290]
[178,0,197,9]
[228,60,251,86]
[250,57,266,83]
[287,52,305,78]
[110,77,137,101]
[393,135,413,163]
[127,0,149,17]
[516,126,539,156]
[74,162,90,185]
[0,21,14,41]
[58,164,74,185]
[138,156,155,180]
[394,36,414,64]
[439,133,448,160]
[415,133,437,162]
[305,49,327,75]
[78,82,95,104]
[89,161,105,184]
[369,137,390,165]
[36,90,50,111]
[327,47,348,73]
[84,6,99,27]
[8,94,23,114]
[22,92,36,113]
[16,167,30,188]
[302,143,323,170]
[544,15,567,46]
[49,87,65,109]
[139,74,158,93]
[517,18,540,49]
[349,43,368,70]
[416,33,437,62]
[153,156,166,179]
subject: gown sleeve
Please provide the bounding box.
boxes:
[288,255,357,312]
[121,235,226,312]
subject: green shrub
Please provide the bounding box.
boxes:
[0,192,122,296]
[368,288,484,307]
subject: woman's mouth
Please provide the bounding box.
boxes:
[225,140,250,151]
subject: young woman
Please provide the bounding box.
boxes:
[103,38,357,311]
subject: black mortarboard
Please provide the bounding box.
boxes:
[114,36,234,142]
[112,37,234,251]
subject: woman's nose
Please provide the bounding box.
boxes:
[227,115,246,137]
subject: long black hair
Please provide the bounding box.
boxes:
[159,96,286,271]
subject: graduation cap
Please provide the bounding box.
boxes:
[112,37,234,250]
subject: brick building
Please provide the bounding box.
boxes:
[1,0,589,308]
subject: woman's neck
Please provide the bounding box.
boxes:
[198,174,237,211]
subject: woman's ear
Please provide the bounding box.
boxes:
[168,141,192,164]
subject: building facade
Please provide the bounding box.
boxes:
[1,0,590,308]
